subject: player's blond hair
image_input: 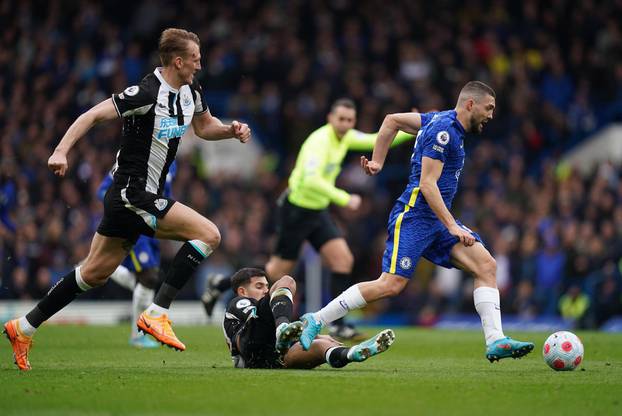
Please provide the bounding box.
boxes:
[158,28,200,66]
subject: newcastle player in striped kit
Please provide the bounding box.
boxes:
[3,28,251,370]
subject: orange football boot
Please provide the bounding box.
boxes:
[137,312,186,351]
[3,320,33,371]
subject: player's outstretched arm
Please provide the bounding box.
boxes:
[362,112,423,176]
[48,98,118,177]
[420,157,474,246]
[191,111,251,143]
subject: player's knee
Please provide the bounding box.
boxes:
[327,250,353,273]
[199,222,221,249]
[342,250,354,272]
[476,256,497,284]
[378,275,406,297]
[385,280,405,297]
[81,262,115,287]
[265,260,276,279]
[483,256,496,275]
[275,275,296,294]
[266,258,294,282]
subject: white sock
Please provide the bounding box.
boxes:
[75,266,93,291]
[17,317,36,337]
[316,284,367,326]
[132,283,155,338]
[109,265,136,291]
[145,303,168,317]
[473,286,505,345]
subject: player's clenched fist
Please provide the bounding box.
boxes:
[231,120,251,143]
[360,156,382,176]
[48,150,68,177]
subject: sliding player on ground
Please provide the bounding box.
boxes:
[223,268,394,369]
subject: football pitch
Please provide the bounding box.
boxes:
[1,325,621,416]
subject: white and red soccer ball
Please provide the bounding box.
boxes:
[542,331,584,371]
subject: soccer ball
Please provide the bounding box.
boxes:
[542,331,584,371]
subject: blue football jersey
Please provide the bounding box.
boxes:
[397,110,466,218]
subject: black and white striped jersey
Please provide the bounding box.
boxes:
[110,67,208,195]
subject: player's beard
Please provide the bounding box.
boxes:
[470,115,485,134]
[469,115,478,133]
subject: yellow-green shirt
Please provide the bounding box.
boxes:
[287,124,413,210]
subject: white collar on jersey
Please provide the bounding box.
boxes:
[154,67,179,92]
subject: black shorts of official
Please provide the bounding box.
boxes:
[238,295,283,369]
[274,196,342,260]
[97,175,176,244]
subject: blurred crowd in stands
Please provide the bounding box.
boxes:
[1,0,622,328]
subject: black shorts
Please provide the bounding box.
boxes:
[238,295,282,369]
[274,196,342,260]
[97,175,176,244]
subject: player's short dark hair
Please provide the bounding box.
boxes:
[159,28,200,66]
[231,268,267,294]
[459,81,496,101]
[330,98,356,113]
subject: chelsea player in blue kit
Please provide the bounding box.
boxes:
[97,161,177,348]
[299,81,534,362]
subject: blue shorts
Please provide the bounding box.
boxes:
[381,202,484,278]
[122,236,161,273]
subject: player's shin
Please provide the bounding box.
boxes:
[149,239,212,315]
[325,346,351,368]
[330,272,350,328]
[473,286,505,345]
[22,267,92,335]
[270,287,294,326]
[315,284,366,325]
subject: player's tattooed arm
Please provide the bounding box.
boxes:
[191,111,251,143]
[49,98,118,177]
[420,157,474,246]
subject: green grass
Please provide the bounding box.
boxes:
[1,325,621,415]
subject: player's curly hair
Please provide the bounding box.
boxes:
[231,268,267,294]
[158,28,200,66]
